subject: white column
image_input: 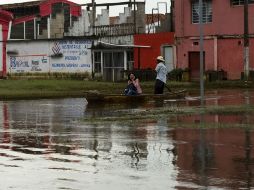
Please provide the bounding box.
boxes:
[23,22,26,39]
[7,21,12,40]
[34,18,36,39]
[47,17,51,39]
[124,50,127,70]
[37,23,40,36]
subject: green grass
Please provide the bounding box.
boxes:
[0,79,252,100]
[0,79,132,100]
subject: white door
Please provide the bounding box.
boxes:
[163,46,174,73]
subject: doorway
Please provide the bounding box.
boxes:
[163,46,175,73]
[189,52,205,81]
[103,52,124,81]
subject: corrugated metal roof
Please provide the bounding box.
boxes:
[0,0,43,9]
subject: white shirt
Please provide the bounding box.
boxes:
[155,62,167,83]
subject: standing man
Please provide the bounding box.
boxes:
[154,56,167,94]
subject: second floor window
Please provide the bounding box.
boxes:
[192,0,212,24]
[231,0,254,6]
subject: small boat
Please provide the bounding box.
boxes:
[84,89,187,103]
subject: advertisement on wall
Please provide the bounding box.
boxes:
[7,39,92,74]
[10,55,49,73]
[50,40,92,72]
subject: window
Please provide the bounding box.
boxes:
[127,51,134,70]
[231,0,254,6]
[94,52,102,73]
[103,52,125,81]
[192,0,212,24]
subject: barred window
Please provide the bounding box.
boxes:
[231,0,254,5]
[192,0,212,24]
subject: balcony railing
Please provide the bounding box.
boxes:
[93,23,135,37]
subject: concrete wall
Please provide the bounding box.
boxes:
[67,10,90,36]
[156,13,171,33]
[176,37,215,70]
[218,38,254,79]
[50,13,65,39]
[118,7,132,24]
[7,39,92,74]
[96,9,109,26]
[135,3,146,33]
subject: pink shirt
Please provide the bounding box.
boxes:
[128,78,142,94]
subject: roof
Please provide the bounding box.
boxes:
[0,0,43,9]
[0,0,81,18]
[92,41,151,50]
[0,0,81,11]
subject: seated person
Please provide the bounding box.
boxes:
[124,73,142,96]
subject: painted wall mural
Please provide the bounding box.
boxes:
[50,40,92,72]
[7,39,92,73]
[10,55,49,73]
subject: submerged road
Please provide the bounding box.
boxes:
[0,89,253,189]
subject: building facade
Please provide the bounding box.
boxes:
[0,0,147,80]
[0,0,174,81]
[134,32,175,72]
[172,0,254,80]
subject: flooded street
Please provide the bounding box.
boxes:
[0,90,254,189]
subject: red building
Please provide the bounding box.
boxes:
[172,0,254,80]
[0,10,13,77]
[1,0,81,39]
[134,32,175,72]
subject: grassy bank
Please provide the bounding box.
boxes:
[0,79,252,100]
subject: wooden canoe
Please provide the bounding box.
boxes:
[84,89,187,103]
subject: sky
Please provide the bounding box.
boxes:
[0,0,170,16]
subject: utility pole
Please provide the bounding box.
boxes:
[199,0,204,106]
[92,0,96,35]
[133,0,136,33]
[244,0,249,81]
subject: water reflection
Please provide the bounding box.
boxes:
[0,90,253,189]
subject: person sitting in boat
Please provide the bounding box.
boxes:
[124,73,142,96]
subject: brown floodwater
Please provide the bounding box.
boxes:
[0,89,253,189]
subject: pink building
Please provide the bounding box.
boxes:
[172,0,254,80]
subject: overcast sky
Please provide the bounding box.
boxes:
[0,0,170,16]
